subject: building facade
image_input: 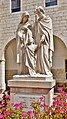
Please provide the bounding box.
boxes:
[0,0,67,90]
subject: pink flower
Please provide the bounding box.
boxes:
[0,104,5,107]
[46,110,50,115]
[64,109,67,113]
[64,103,67,106]
[41,104,49,108]
[21,113,26,117]
[14,102,22,109]
[40,96,44,102]
[53,101,58,105]
[57,101,62,105]
[27,110,32,115]
[61,92,66,96]
[27,111,32,119]
[4,110,10,116]
[57,108,62,113]
[57,87,62,92]
[0,113,3,118]
[53,98,55,100]
[5,95,10,99]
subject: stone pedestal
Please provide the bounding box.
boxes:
[8,75,56,110]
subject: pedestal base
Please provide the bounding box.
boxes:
[8,75,56,110]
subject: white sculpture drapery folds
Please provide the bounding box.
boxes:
[16,11,37,75]
[34,6,54,75]
[16,6,54,76]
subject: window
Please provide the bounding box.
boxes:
[11,0,21,13]
[66,74,67,79]
[45,0,57,7]
[65,60,67,79]
[65,60,67,72]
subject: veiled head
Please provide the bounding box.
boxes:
[35,6,45,14]
[20,11,30,24]
[38,6,45,14]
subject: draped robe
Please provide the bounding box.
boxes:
[16,23,37,75]
[35,16,54,75]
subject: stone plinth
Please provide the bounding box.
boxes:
[8,75,56,109]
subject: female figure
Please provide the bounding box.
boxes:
[34,6,54,75]
[16,11,37,75]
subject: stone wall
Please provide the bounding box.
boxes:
[44,0,67,81]
[45,0,67,47]
[6,70,17,81]
[52,69,66,81]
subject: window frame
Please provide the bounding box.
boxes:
[65,59,67,80]
[10,0,22,13]
[44,0,59,8]
[65,59,67,73]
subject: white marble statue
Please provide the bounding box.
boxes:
[16,7,54,76]
[16,11,37,75]
[34,6,54,75]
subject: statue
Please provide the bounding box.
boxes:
[34,6,54,75]
[16,11,37,76]
[16,7,54,76]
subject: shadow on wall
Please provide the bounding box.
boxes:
[5,38,18,82]
[52,35,67,80]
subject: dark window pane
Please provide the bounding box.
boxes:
[11,7,20,13]
[65,60,67,72]
[11,0,20,13]
[66,74,67,79]
[45,0,57,7]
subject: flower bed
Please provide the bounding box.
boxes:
[0,88,67,119]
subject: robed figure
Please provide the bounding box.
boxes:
[16,11,37,75]
[34,6,54,75]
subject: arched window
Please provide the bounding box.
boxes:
[65,60,67,79]
[11,0,21,13]
[45,0,57,7]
